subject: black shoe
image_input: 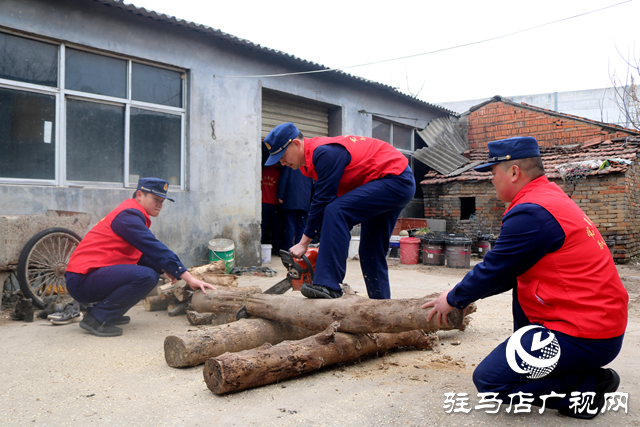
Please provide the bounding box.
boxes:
[115,316,130,325]
[558,368,620,419]
[300,283,343,299]
[79,312,123,337]
[49,302,82,325]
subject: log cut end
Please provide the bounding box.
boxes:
[164,335,188,368]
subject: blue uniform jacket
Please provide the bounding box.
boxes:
[277,166,314,211]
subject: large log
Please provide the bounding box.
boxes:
[203,322,438,394]
[190,287,263,314]
[165,318,315,368]
[242,293,469,333]
[189,261,226,277]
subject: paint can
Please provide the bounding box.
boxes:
[421,233,446,266]
[445,234,472,268]
[400,237,421,265]
[477,234,493,258]
[208,238,235,273]
[261,244,272,264]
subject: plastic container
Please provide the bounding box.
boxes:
[421,233,446,266]
[348,236,360,259]
[445,234,472,268]
[208,238,235,273]
[477,234,493,258]
[261,244,272,264]
[400,237,421,265]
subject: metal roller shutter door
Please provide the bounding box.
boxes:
[262,92,329,139]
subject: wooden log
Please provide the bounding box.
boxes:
[143,295,169,311]
[173,280,195,302]
[165,318,315,368]
[168,302,189,317]
[242,293,468,333]
[186,310,214,325]
[203,322,438,394]
[190,287,262,314]
[158,284,176,300]
[199,273,238,287]
[189,261,226,277]
[186,311,240,326]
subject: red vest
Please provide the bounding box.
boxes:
[506,176,628,339]
[301,135,408,196]
[261,165,281,205]
[67,198,152,274]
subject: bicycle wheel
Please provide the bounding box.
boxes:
[17,227,82,309]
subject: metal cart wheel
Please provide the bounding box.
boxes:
[17,227,82,309]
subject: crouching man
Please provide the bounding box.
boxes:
[65,178,215,337]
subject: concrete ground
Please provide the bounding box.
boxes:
[1,256,638,427]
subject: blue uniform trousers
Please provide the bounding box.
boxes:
[65,265,160,326]
[282,209,307,250]
[473,291,624,409]
[314,167,415,299]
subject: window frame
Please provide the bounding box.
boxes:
[0,32,187,190]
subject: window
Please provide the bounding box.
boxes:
[372,117,425,199]
[0,31,186,188]
[460,197,476,220]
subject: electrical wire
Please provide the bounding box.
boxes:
[213,0,633,79]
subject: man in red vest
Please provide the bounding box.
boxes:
[423,137,628,418]
[263,122,415,300]
[65,178,215,337]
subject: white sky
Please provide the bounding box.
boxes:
[125,0,638,105]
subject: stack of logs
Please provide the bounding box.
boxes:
[154,263,476,396]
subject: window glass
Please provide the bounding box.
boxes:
[66,99,124,182]
[393,125,412,151]
[65,48,127,98]
[129,108,181,185]
[372,119,390,142]
[132,63,182,107]
[0,87,56,179]
[0,33,57,87]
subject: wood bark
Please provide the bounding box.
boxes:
[203,322,438,394]
[242,293,471,333]
[157,284,177,300]
[143,295,169,311]
[186,310,214,325]
[189,287,263,314]
[168,302,189,317]
[165,318,315,368]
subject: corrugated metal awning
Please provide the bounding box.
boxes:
[414,116,469,175]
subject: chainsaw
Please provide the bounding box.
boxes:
[236,248,317,319]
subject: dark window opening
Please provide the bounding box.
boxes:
[460,197,476,220]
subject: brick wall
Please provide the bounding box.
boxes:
[467,102,634,149]
[422,169,640,262]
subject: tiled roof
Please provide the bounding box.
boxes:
[468,95,640,136]
[421,138,640,185]
[96,1,455,115]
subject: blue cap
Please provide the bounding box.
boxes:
[263,123,300,166]
[473,136,541,172]
[137,177,175,202]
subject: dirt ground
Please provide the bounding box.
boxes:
[1,256,638,427]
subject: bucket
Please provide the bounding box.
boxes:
[208,238,235,273]
[348,236,360,259]
[261,244,272,264]
[388,236,401,258]
[400,237,421,265]
[421,233,446,266]
[445,234,472,268]
[477,234,493,258]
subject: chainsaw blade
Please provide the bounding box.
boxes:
[263,277,293,294]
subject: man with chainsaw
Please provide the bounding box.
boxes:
[423,136,628,419]
[263,122,415,300]
[65,177,215,337]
